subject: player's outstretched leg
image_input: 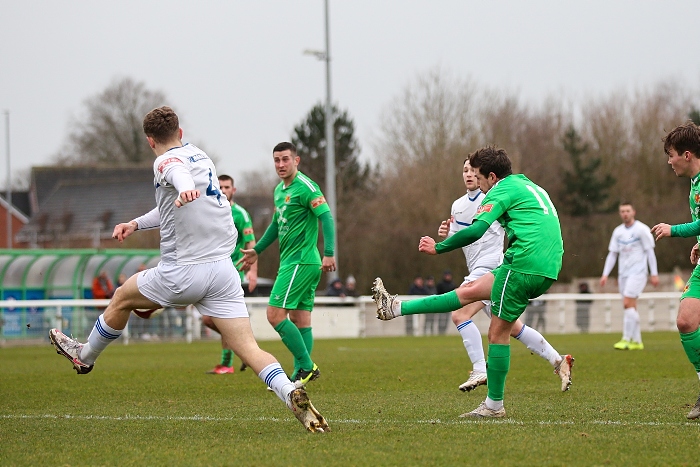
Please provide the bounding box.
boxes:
[372,277,401,320]
[49,329,94,374]
[554,354,575,392]
[687,393,700,420]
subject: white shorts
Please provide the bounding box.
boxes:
[618,274,647,299]
[137,258,248,319]
[461,266,493,315]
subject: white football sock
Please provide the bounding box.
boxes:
[630,308,642,343]
[623,308,636,341]
[485,397,503,411]
[259,363,296,406]
[80,314,122,365]
[514,324,560,366]
[456,320,486,373]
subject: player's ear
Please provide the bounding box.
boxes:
[146,136,156,150]
[179,128,183,140]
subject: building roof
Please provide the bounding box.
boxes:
[18,166,155,242]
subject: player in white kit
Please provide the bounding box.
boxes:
[442,159,572,392]
[48,106,328,432]
[600,202,659,350]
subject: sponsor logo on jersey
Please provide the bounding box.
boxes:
[243,228,254,236]
[311,196,327,208]
[476,204,493,214]
[157,157,183,173]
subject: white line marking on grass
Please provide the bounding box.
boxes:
[2,414,699,427]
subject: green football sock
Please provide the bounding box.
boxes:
[401,290,462,315]
[274,319,314,371]
[680,327,700,373]
[486,344,511,402]
[220,349,233,367]
[293,327,315,376]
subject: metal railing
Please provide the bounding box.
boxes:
[0,292,683,346]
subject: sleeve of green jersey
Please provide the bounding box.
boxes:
[473,188,509,226]
[435,220,490,254]
[307,189,331,217]
[319,211,335,257]
[241,212,255,244]
[253,212,279,254]
[671,220,700,238]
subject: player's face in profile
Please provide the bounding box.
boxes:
[667,148,688,177]
[219,179,234,202]
[273,150,299,180]
[618,205,635,224]
[463,161,479,191]
[475,170,495,193]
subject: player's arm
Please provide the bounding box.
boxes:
[434,219,490,253]
[600,251,618,286]
[112,207,160,242]
[318,211,336,271]
[646,248,659,286]
[244,236,258,292]
[158,157,200,207]
[652,220,700,240]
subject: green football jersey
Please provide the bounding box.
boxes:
[230,203,255,272]
[272,171,330,266]
[689,173,700,243]
[474,174,563,279]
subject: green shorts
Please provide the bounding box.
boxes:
[269,263,322,311]
[490,266,555,323]
[680,265,700,301]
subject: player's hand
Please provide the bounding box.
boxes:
[246,270,258,292]
[175,189,200,207]
[112,221,137,242]
[438,219,450,239]
[650,275,660,287]
[321,256,336,273]
[651,223,671,241]
[236,248,258,271]
[599,276,607,287]
[691,244,700,265]
[418,236,437,255]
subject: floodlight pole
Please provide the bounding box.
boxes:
[323,0,338,281]
[4,110,10,249]
[304,1,338,281]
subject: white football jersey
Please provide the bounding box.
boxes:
[607,221,655,277]
[449,189,504,272]
[152,144,236,265]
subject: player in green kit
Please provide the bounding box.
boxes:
[650,121,700,420]
[203,174,258,374]
[372,146,571,418]
[238,142,336,385]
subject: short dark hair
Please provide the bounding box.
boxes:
[468,146,512,179]
[619,201,634,208]
[273,142,297,155]
[663,121,700,158]
[143,106,179,144]
[218,174,233,184]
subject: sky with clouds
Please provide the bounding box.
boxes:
[1,1,699,190]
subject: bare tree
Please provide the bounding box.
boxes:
[54,77,168,166]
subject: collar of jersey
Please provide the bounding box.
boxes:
[165,142,189,153]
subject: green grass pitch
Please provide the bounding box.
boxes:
[1,332,699,466]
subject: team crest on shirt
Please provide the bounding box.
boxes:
[684,283,690,293]
[311,196,327,208]
[476,204,493,214]
[285,195,291,204]
[157,157,183,173]
[694,193,700,205]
